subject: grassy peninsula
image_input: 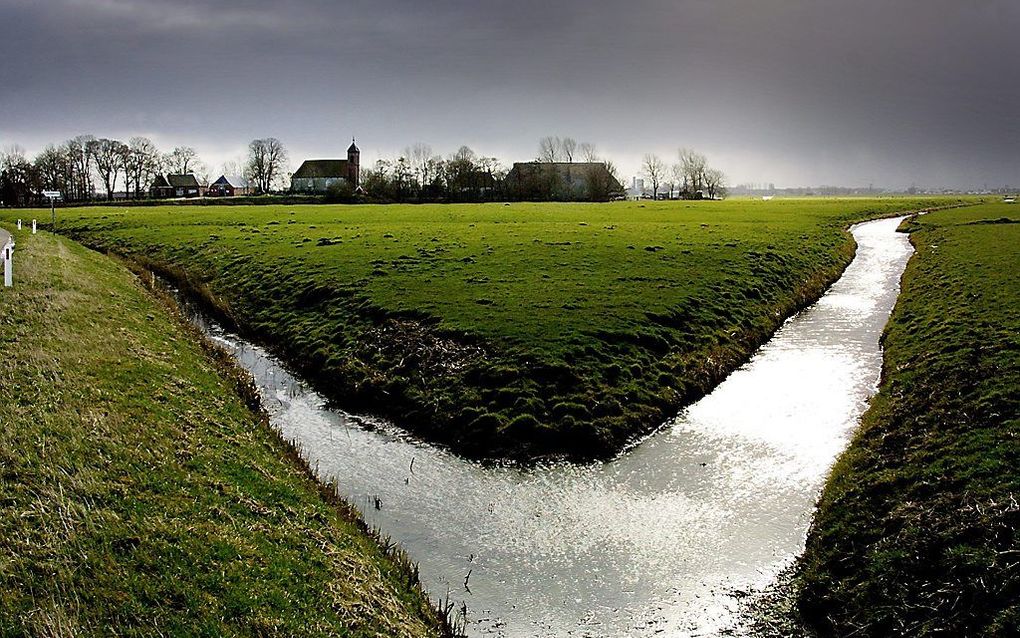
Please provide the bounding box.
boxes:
[7,197,966,461]
[797,203,1019,635]
[0,226,446,636]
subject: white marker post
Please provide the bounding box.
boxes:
[3,242,13,288]
[32,219,37,234]
[16,219,22,230]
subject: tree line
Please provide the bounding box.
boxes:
[2,132,725,206]
[641,148,727,200]
[0,136,289,206]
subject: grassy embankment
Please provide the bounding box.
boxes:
[796,203,1019,635]
[8,197,964,461]
[0,226,447,636]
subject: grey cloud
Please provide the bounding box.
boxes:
[1,0,1017,188]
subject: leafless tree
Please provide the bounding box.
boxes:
[580,143,599,163]
[121,137,160,198]
[561,137,577,162]
[538,136,562,162]
[34,145,69,193]
[89,138,129,200]
[704,167,728,199]
[67,135,96,201]
[406,143,443,195]
[677,148,708,197]
[246,138,288,194]
[165,146,198,175]
[641,153,666,199]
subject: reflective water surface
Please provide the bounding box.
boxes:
[185,216,913,637]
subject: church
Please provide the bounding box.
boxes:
[290,140,360,193]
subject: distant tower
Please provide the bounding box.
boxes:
[347,138,360,188]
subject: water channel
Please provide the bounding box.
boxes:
[182,216,914,637]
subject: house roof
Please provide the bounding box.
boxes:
[510,161,620,182]
[167,174,200,188]
[213,174,250,188]
[292,159,349,179]
[150,174,170,188]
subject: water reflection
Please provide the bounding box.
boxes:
[190,216,913,637]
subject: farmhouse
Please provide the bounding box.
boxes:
[504,161,622,201]
[150,174,203,198]
[291,140,360,193]
[208,174,252,197]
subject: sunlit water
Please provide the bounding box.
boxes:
[183,216,913,637]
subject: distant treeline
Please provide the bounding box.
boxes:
[0,133,726,206]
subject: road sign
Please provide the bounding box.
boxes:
[42,190,62,199]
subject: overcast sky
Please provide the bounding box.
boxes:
[1,0,1017,189]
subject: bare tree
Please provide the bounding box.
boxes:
[246,138,288,194]
[678,148,708,197]
[67,135,96,201]
[641,153,666,199]
[165,146,198,175]
[89,138,129,200]
[126,137,161,198]
[406,143,442,195]
[538,136,562,162]
[704,167,728,199]
[561,137,577,163]
[34,145,69,193]
[580,143,599,163]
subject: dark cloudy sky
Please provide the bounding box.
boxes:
[1,0,1017,188]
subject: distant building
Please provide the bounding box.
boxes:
[149,175,173,199]
[504,161,622,201]
[149,173,203,199]
[208,175,253,197]
[291,140,360,193]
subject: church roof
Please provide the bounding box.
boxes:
[347,139,360,154]
[292,159,349,179]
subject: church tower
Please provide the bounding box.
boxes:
[347,138,360,188]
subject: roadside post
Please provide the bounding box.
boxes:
[17,219,22,230]
[3,240,13,288]
[43,190,62,226]
[32,219,37,234]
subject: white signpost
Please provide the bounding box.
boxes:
[43,190,62,225]
[3,239,13,288]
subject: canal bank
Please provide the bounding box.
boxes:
[0,226,450,636]
[172,216,915,636]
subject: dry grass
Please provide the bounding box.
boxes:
[0,226,449,636]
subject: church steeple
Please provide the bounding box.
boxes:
[347,137,360,188]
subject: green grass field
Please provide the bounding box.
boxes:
[0,227,446,636]
[796,203,1020,635]
[3,197,966,460]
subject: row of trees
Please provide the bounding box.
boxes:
[641,148,727,200]
[0,136,290,206]
[360,138,626,203]
[360,144,505,202]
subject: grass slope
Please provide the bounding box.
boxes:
[796,204,1020,635]
[9,197,963,460]
[0,227,446,636]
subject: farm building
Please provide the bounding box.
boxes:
[208,174,253,197]
[149,175,173,199]
[150,174,203,198]
[290,140,360,193]
[504,162,622,201]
